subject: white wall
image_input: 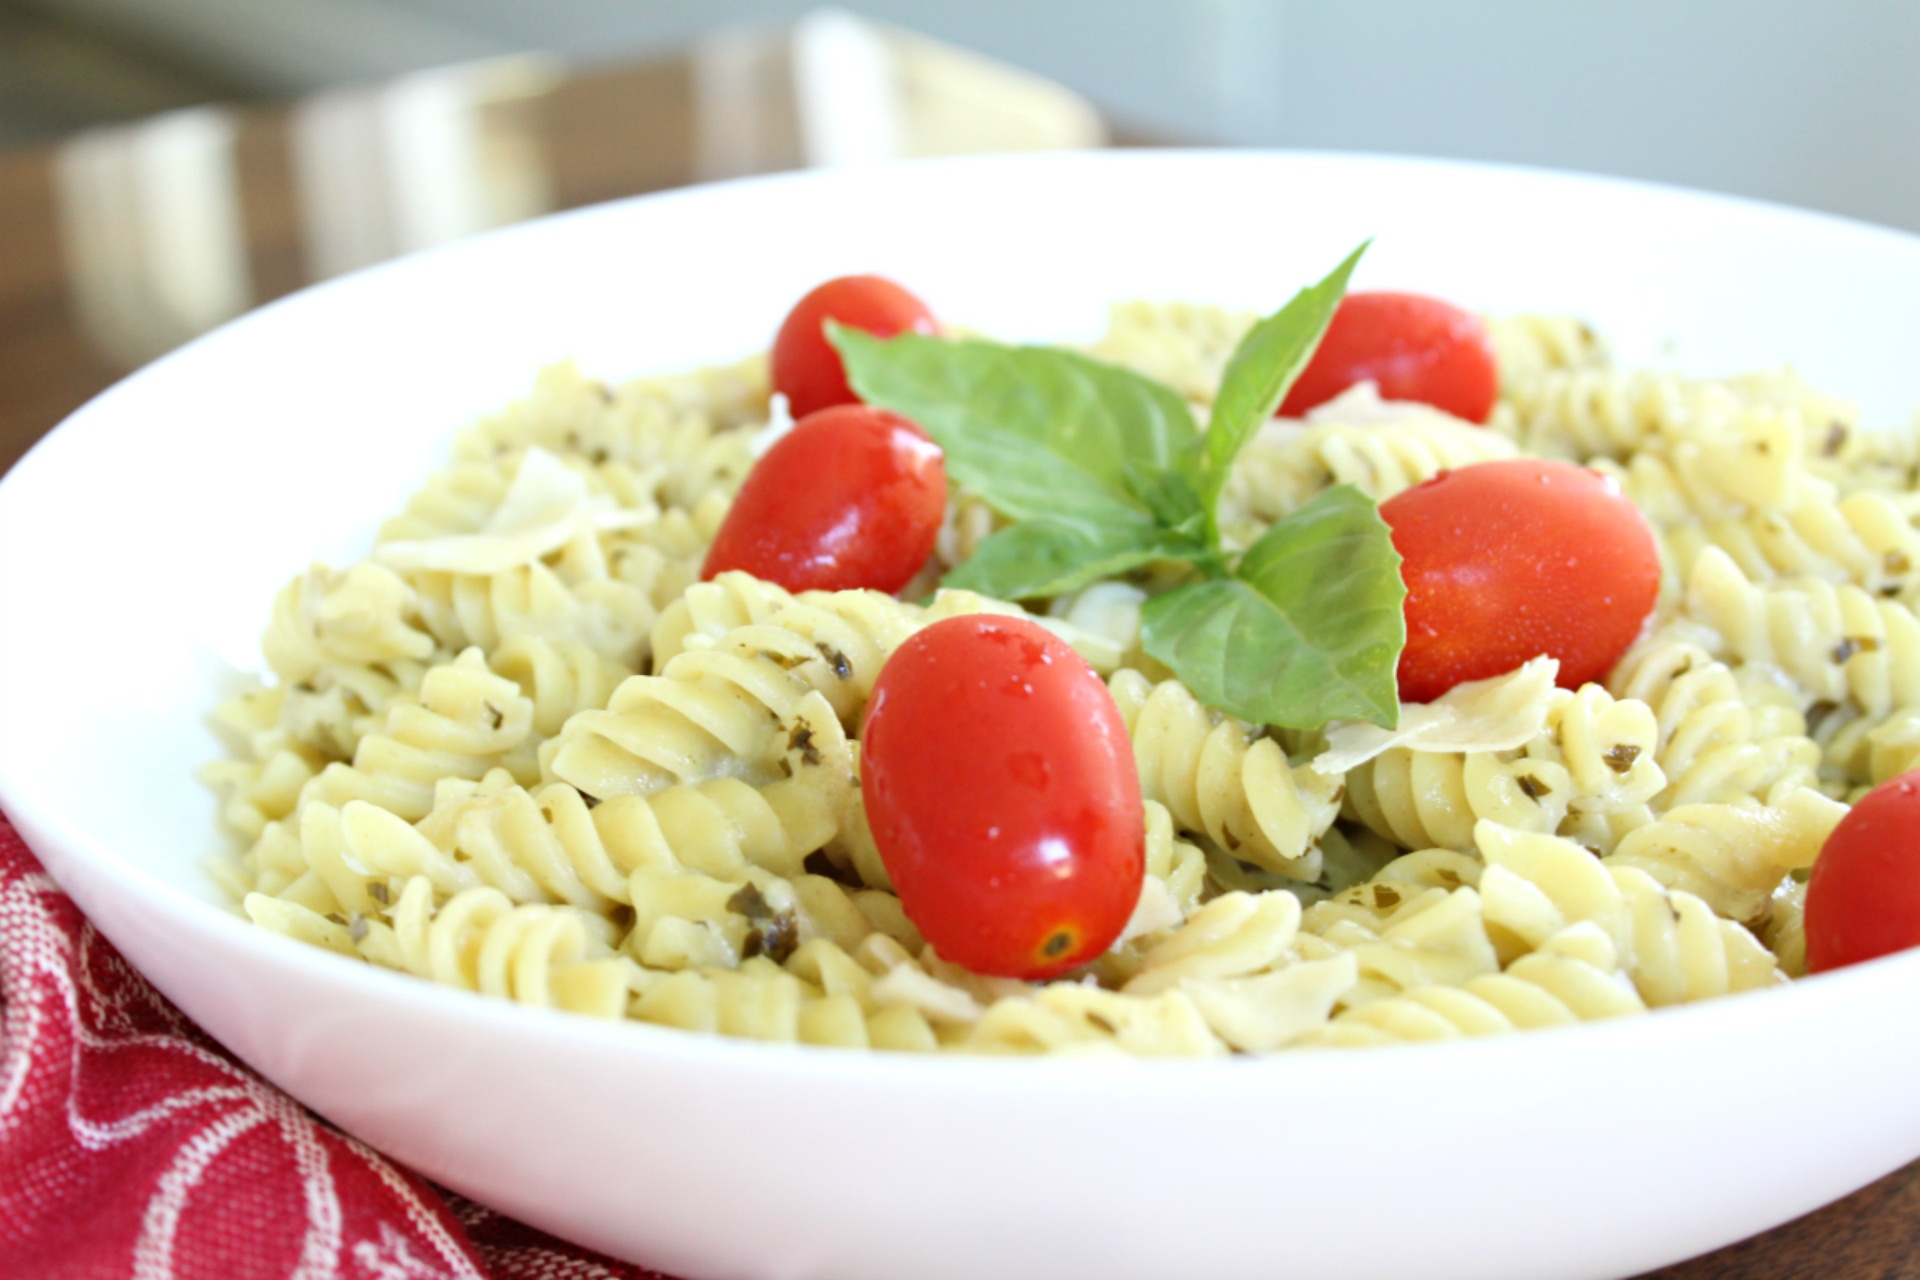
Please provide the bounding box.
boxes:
[24,0,1920,230]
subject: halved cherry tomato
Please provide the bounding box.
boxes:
[772,274,938,418]
[860,614,1145,980]
[1806,772,1920,973]
[1379,458,1660,703]
[1278,290,1499,423]
[701,404,946,593]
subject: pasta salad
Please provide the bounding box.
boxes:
[202,256,1920,1055]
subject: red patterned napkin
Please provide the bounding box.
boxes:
[0,810,674,1280]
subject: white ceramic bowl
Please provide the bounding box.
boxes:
[5,151,1920,1280]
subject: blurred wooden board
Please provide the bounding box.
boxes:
[1644,1160,1920,1279]
[0,23,1103,473]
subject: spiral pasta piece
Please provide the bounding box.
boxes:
[1486,313,1607,391]
[246,873,641,1014]
[933,491,1001,573]
[1298,882,1502,1008]
[728,589,939,725]
[1684,545,1920,730]
[1223,417,1519,530]
[603,490,736,616]
[625,860,873,973]
[200,685,327,840]
[1593,417,1822,546]
[277,659,434,764]
[634,963,817,1044]
[633,958,942,1051]
[453,357,769,480]
[789,928,1226,1057]
[1304,923,1646,1046]
[1762,876,1810,978]
[634,932,954,1049]
[311,693,851,937]
[592,419,755,517]
[543,587,945,799]
[1496,366,1706,461]
[1344,747,1571,852]
[1124,892,1305,996]
[405,561,656,670]
[489,635,633,737]
[1343,683,1664,856]
[379,453,525,543]
[263,562,438,687]
[1048,582,1149,671]
[613,757,851,882]
[294,647,538,822]
[1085,299,1255,404]
[1298,417,1521,502]
[962,984,1228,1057]
[1663,488,1920,602]
[201,749,321,848]
[362,877,633,1017]
[1863,709,1920,789]
[1138,799,1208,930]
[241,892,362,959]
[229,816,323,909]
[1099,890,1356,1051]
[1110,669,1340,878]
[222,658,517,907]
[648,572,799,670]
[1606,634,1820,806]
[1499,364,1838,474]
[1590,453,1747,541]
[542,656,805,798]
[1604,785,1846,924]
[1472,821,1781,1007]
[1817,415,1920,493]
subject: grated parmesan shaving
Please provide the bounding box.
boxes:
[376,447,649,574]
[1301,380,1472,428]
[869,964,984,1024]
[1115,875,1181,947]
[1310,657,1560,776]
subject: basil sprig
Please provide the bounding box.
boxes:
[833,243,1405,730]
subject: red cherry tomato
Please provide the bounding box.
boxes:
[772,274,938,418]
[1278,290,1499,423]
[1806,772,1920,973]
[860,614,1145,980]
[1379,458,1660,704]
[701,404,946,593]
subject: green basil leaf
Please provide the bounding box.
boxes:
[1124,465,1210,540]
[943,515,1206,602]
[1201,243,1369,516]
[1141,484,1405,729]
[834,327,1206,528]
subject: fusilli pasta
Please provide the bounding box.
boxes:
[209,300,1905,1061]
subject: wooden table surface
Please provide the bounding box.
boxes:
[1,50,1916,1280]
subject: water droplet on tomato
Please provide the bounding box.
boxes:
[1009,752,1050,790]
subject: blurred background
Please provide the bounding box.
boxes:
[4,0,1919,472]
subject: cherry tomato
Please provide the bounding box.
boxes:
[701,404,946,593]
[1806,772,1920,973]
[1278,290,1499,423]
[861,614,1145,980]
[772,274,938,418]
[1379,458,1660,704]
